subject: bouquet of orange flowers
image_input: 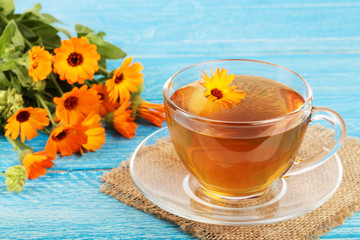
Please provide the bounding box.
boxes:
[0,2,165,192]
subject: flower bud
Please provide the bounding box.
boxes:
[129,94,144,118]
[19,149,33,165]
[104,111,114,128]
[0,88,24,120]
[32,80,47,92]
[4,45,15,56]
[4,165,27,193]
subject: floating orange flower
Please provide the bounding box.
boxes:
[105,57,143,104]
[81,112,106,152]
[105,102,137,139]
[53,37,101,84]
[53,85,101,124]
[136,100,166,127]
[90,83,119,117]
[23,151,55,180]
[4,107,50,142]
[44,124,88,158]
[199,68,247,115]
[28,46,52,82]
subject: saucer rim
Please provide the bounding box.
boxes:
[129,127,343,226]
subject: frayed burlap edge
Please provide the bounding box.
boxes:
[100,127,360,240]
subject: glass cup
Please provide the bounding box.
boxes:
[163,59,347,202]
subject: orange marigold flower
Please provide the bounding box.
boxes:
[4,107,50,142]
[23,151,55,180]
[81,112,106,152]
[105,57,144,104]
[199,68,247,115]
[53,37,101,84]
[90,83,119,117]
[136,101,166,128]
[105,102,137,139]
[28,46,52,82]
[53,85,101,124]
[44,124,88,158]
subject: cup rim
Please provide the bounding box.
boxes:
[163,59,313,125]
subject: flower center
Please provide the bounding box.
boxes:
[210,88,223,99]
[115,73,124,84]
[67,52,83,67]
[98,93,104,100]
[64,96,78,110]
[16,111,30,123]
[31,61,38,69]
[52,129,68,141]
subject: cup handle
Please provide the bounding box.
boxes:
[283,106,347,177]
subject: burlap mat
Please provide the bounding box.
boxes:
[100,126,360,239]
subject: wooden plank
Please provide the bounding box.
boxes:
[14,0,360,56]
[0,170,194,239]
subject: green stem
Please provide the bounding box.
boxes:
[23,38,33,49]
[99,66,110,76]
[6,136,21,153]
[49,73,64,95]
[0,15,9,24]
[35,93,56,125]
[42,128,51,134]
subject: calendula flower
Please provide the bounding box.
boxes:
[131,96,165,127]
[105,57,144,104]
[105,102,137,139]
[28,46,52,82]
[53,85,101,124]
[53,37,101,84]
[199,68,247,115]
[90,83,119,117]
[81,112,106,152]
[3,165,27,193]
[22,151,55,180]
[4,107,50,142]
[44,124,88,158]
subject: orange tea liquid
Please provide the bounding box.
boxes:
[167,75,308,197]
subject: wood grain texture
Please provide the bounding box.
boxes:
[0,0,359,239]
[0,171,195,239]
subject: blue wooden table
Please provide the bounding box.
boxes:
[1,0,360,239]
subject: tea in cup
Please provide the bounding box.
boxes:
[163,59,346,201]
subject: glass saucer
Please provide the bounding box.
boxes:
[129,127,342,225]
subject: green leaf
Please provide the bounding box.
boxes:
[97,31,106,38]
[0,0,15,16]
[0,71,11,88]
[0,60,15,71]
[55,26,71,38]
[98,57,107,69]
[19,4,62,25]
[86,33,126,59]
[21,19,61,50]
[13,53,29,67]
[75,24,94,37]
[0,19,16,54]
[9,72,21,93]
[10,64,30,88]
[41,13,62,24]
[17,22,37,39]
[11,21,25,51]
[29,3,42,13]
